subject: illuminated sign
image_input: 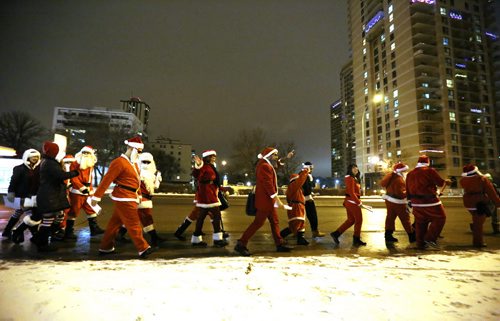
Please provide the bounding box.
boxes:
[470,108,482,114]
[411,0,435,4]
[485,32,498,40]
[449,11,462,20]
[455,63,466,68]
[364,11,384,33]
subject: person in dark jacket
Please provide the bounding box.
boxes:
[301,161,325,238]
[2,149,41,240]
[33,141,79,252]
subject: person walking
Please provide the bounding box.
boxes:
[90,137,152,258]
[330,164,367,247]
[190,150,228,247]
[406,155,451,250]
[280,167,311,245]
[459,164,500,247]
[380,162,415,243]
[301,161,325,238]
[234,147,292,256]
[4,149,41,242]
[65,146,104,239]
[33,141,79,252]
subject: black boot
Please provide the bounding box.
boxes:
[148,229,165,248]
[37,225,58,252]
[297,232,309,246]
[330,231,341,244]
[276,244,293,252]
[88,217,104,236]
[28,225,39,243]
[280,227,292,238]
[384,230,398,243]
[492,224,499,235]
[174,219,192,241]
[64,220,77,240]
[353,236,367,247]
[234,241,251,256]
[11,223,29,244]
[116,226,130,243]
[2,215,20,238]
[408,231,416,243]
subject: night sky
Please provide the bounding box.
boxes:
[0,1,346,177]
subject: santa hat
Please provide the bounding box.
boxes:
[202,150,217,158]
[462,164,479,177]
[80,145,95,154]
[124,137,144,149]
[62,154,76,163]
[393,162,409,173]
[289,173,299,183]
[302,161,314,169]
[258,147,278,159]
[417,155,430,167]
[42,141,59,158]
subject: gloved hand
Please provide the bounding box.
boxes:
[7,192,15,203]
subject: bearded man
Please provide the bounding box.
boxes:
[65,146,104,239]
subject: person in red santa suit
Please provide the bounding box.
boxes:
[330,164,367,247]
[190,150,228,247]
[279,168,311,245]
[380,162,415,243]
[459,164,500,247]
[65,146,104,239]
[136,152,165,247]
[405,155,451,250]
[90,136,152,258]
[234,147,292,256]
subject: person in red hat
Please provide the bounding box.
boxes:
[4,148,41,242]
[279,167,311,245]
[405,155,451,250]
[234,147,292,256]
[330,164,367,247]
[65,145,104,239]
[32,141,79,252]
[90,136,153,258]
[459,164,500,247]
[380,162,415,243]
[189,150,228,247]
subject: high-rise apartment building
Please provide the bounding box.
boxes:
[347,0,499,187]
[120,96,151,135]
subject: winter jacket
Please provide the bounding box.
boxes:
[36,157,79,214]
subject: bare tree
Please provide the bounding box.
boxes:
[273,140,300,186]
[229,128,267,182]
[0,111,49,155]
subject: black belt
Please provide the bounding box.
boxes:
[117,184,139,192]
[142,194,153,200]
[83,183,91,187]
[386,193,404,200]
[408,194,436,199]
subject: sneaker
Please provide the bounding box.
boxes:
[174,232,187,241]
[222,231,230,239]
[213,239,229,248]
[297,237,309,246]
[276,244,293,252]
[139,247,154,259]
[234,243,251,256]
[191,241,208,248]
[424,241,440,251]
[98,247,116,255]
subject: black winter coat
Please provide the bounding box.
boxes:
[36,157,79,214]
[8,163,40,198]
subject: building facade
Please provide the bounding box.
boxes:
[347,0,499,188]
[148,136,193,183]
[120,96,151,134]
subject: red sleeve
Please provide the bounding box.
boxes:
[259,163,277,198]
[94,158,123,198]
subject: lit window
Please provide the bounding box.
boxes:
[381,34,385,42]
[422,82,429,87]
[449,112,456,122]
[440,7,447,15]
[363,48,367,55]
[391,42,396,51]
[476,35,482,43]
[443,37,449,45]
[364,71,368,78]
[365,112,370,120]
[388,4,393,14]
[424,104,430,110]
[389,24,394,32]
[423,93,430,98]
[394,99,399,108]
[364,88,369,95]
[394,110,399,118]
[389,14,393,22]
[363,39,366,46]
[446,79,454,88]
[393,89,398,98]
[384,95,389,104]
[387,152,392,158]
[396,150,401,156]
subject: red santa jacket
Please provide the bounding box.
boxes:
[344,175,361,206]
[69,162,94,195]
[93,155,141,203]
[255,158,279,212]
[406,166,445,207]
[460,174,500,210]
[194,162,220,208]
[286,169,309,219]
[380,172,407,204]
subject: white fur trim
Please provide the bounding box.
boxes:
[416,163,429,168]
[191,235,203,243]
[194,161,204,169]
[80,146,94,154]
[23,215,41,227]
[270,193,278,199]
[202,150,217,158]
[213,232,223,241]
[394,165,409,173]
[461,166,478,177]
[143,224,154,232]
[258,148,278,159]
[195,201,222,208]
[99,247,115,253]
[138,200,153,208]
[287,217,306,222]
[124,140,144,149]
[382,194,408,204]
[138,246,151,256]
[411,201,442,207]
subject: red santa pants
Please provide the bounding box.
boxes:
[139,208,154,228]
[469,211,486,246]
[100,201,149,253]
[412,204,446,246]
[239,207,284,247]
[384,201,413,233]
[287,204,306,234]
[68,193,96,219]
[337,202,363,237]
[187,206,215,221]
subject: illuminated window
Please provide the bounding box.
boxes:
[394,99,399,108]
[363,48,367,55]
[449,111,456,122]
[380,34,385,42]
[388,4,393,14]
[396,150,401,156]
[424,104,430,110]
[440,7,447,15]
[389,24,394,32]
[394,109,399,118]
[393,89,398,98]
[476,35,482,43]
[387,152,392,158]
[422,83,429,87]
[390,42,396,51]
[446,79,454,88]
[389,14,393,22]
[423,93,430,98]
[443,37,449,45]
[364,88,369,95]
[364,71,368,78]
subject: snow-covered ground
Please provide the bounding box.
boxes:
[1,251,499,321]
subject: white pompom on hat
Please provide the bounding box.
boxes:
[124,137,144,149]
